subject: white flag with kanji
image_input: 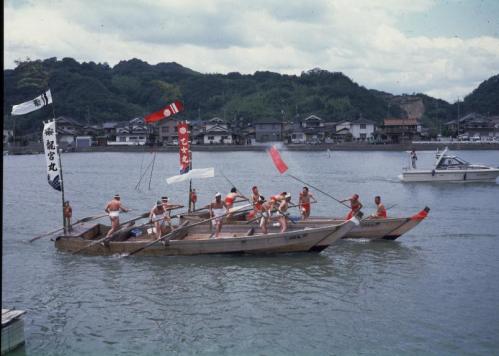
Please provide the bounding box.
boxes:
[12,90,53,116]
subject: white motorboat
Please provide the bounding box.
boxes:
[399,147,499,182]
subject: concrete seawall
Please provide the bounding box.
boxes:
[6,142,499,155]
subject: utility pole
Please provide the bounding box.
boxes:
[457,97,460,138]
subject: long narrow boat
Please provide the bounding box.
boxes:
[179,207,430,241]
[55,219,357,256]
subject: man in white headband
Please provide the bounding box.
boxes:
[206,192,228,238]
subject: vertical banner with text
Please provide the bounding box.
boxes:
[43,120,62,191]
[177,121,191,174]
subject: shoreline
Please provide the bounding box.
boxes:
[5,142,499,155]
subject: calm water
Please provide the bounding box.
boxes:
[3,150,499,355]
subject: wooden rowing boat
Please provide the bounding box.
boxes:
[55,219,357,256]
[179,207,430,241]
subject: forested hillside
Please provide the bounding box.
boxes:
[3,57,498,134]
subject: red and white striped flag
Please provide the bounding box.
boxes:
[144,100,184,123]
[267,145,288,174]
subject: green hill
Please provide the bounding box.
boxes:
[3,58,498,135]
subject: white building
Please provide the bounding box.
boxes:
[335,118,376,141]
[107,126,147,145]
[202,117,233,144]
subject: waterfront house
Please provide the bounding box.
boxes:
[254,119,284,142]
[158,118,181,145]
[444,113,496,138]
[335,118,376,141]
[55,116,83,132]
[380,118,421,143]
[201,117,234,144]
[107,121,148,146]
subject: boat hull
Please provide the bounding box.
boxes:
[55,222,355,256]
[400,169,499,182]
[180,208,430,241]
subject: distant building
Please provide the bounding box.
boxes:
[288,115,329,143]
[107,120,149,146]
[444,113,497,138]
[380,118,421,143]
[75,135,93,149]
[201,117,234,144]
[158,118,181,145]
[254,119,284,142]
[335,118,376,141]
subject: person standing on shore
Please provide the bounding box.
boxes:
[299,187,317,220]
[410,149,418,169]
[370,196,387,219]
[104,194,130,238]
[341,194,363,220]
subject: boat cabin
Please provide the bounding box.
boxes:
[436,155,469,170]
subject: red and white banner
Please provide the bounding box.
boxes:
[177,121,190,174]
[267,145,289,174]
[145,100,184,123]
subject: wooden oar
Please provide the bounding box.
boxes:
[220,171,250,202]
[287,174,352,210]
[29,212,109,243]
[124,206,256,257]
[71,212,149,255]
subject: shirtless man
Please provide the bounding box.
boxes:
[277,193,292,233]
[255,195,272,234]
[225,187,247,210]
[104,194,130,238]
[251,186,260,205]
[149,199,171,239]
[371,196,387,219]
[247,185,262,220]
[298,187,317,220]
[340,194,363,220]
[208,193,229,238]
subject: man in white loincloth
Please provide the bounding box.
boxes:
[207,192,229,238]
[104,194,130,238]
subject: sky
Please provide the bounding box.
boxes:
[4,0,499,103]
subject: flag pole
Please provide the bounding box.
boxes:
[188,124,193,212]
[50,96,66,234]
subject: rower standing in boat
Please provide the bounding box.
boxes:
[149,199,170,239]
[298,187,317,220]
[255,195,272,234]
[277,193,292,233]
[104,194,130,238]
[370,195,387,219]
[341,194,363,220]
[225,187,247,210]
[247,185,262,220]
[63,201,73,232]
[190,189,197,211]
[208,192,229,238]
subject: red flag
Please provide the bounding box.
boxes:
[145,100,184,123]
[267,145,288,174]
